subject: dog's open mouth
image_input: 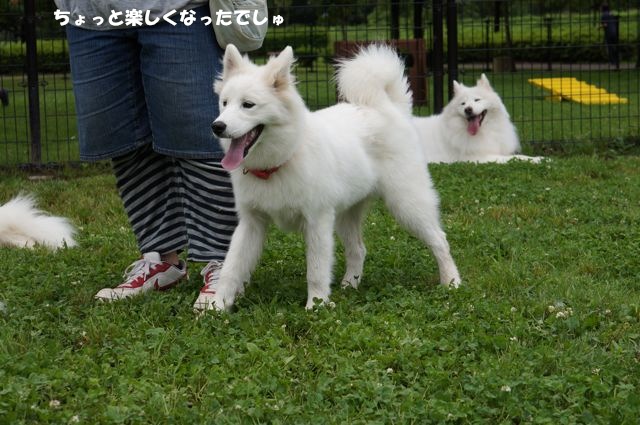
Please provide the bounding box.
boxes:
[466,110,487,136]
[221,125,265,171]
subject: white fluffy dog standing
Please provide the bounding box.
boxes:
[0,194,76,249]
[414,74,543,164]
[194,44,460,312]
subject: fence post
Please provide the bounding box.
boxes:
[446,0,458,100]
[484,18,491,71]
[413,0,424,39]
[544,17,552,71]
[390,1,400,40]
[25,0,41,165]
[637,0,640,68]
[432,0,444,113]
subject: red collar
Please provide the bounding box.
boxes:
[243,166,281,180]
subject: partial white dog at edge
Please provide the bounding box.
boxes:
[414,74,544,164]
[194,43,461,312]
[0,194,76,249]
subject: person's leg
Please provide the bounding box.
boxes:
[136,7,238,309]
[93,146,189,301]
[65,26,189,300]
[176,158,236,263]
[178,158,238,312]
[136,4,233,262]
[138,5,224,159]
[112,144,189,257]
[65,25,150,160]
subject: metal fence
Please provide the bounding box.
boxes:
[1,0,639,166]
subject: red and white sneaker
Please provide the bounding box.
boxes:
[95,252,187,301]
[192,260,223,312]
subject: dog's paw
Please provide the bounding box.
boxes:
[442,275,461,289]
[513,154,546,164]
[193,291,232,315]
[305,296,332,310]
[447,279,461,289]
[340,273,361,289]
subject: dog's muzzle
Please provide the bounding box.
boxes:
[211,121,227,137]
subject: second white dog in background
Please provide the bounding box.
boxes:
[0,194,76,249]
[414,74,544,164]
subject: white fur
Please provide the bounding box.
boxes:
[0,194,76,249]
[209,44,460,311]
[414,74,544,164]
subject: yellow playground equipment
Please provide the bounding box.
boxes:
[528,77,628,105]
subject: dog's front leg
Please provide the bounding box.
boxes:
[213,213,267,311]
[303,212,335,309]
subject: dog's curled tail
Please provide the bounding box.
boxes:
[0,194,77,250]
[336,44,412,115]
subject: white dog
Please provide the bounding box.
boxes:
[414,74,543,164]
[193,44,460,312]
[0,194,76,249]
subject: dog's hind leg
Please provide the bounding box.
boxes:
[303,211,335,309]
[379,173,461,288]
[336,200,369,289]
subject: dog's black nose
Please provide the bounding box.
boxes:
[464,106,473,115]
[211,121,226,137]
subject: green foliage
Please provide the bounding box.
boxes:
[0,39,70,74]
[4,7,637,75]
[455,10,640,63]
[1,156,640,422]
[259,24,330,56]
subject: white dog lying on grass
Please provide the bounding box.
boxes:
[414,74,544,164]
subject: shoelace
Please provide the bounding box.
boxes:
[122,258,157,284]
[200,260,223,289]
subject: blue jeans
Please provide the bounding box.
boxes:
[66,5,224,161]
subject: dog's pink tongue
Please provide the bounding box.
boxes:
[467,116,481,136]
[221,136,251,171]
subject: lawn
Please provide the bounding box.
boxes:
[1,156,639,423]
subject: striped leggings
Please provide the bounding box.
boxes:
[112,144,237,262]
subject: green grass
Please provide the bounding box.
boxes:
[1,156,640,423]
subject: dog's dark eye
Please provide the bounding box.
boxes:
[242,101,255,109]
[474,98,480,102]
[222,100,227,107]
[461,102,466,106]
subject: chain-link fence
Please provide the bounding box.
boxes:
[1,0,75,165]
[1,0,639,166]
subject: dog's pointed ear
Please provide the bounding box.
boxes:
[452,80,462,94]
[222,44,245,78]
[215,44,246,94]
[478,73,492,88]
[265,46,295,91]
